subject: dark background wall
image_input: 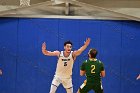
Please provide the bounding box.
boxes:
[0,17,140,93]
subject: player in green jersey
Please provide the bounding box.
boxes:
[77,48,105,93]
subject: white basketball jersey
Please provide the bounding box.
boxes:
[55,51,74,78]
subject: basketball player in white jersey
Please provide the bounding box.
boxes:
[42,38,90,93]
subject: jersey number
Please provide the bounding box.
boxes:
[91,65,96,73]
[64,62,67,66]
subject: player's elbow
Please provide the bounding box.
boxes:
[80,73,85,76]
[80,70,86,76]
[101,74,105,77]
[101,71,105,77]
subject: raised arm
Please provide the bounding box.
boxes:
[42,42,60,57]
[136,74,140,80]
[73,38,91,57]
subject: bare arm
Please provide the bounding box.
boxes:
[100,70,105,77]
[80,70,86,76]
[136,74,140,80]
[73,38,91,57]
[42,42,60,57]
[0,69,2,75]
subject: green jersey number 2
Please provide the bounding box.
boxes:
[91,65,96,73]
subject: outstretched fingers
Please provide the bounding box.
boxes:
[84,38,91,46]
[42,42,46,50]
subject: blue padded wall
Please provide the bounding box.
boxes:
[100,20,122,93]
[0,17,140,93]
[16,18,39,93]
[0,18,18,93]
[121,21,140,93]
[36,18,59,93]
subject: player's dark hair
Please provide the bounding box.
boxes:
[89,48,98,58]
[64,41,73,46]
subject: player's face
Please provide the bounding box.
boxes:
[64,44,72,53]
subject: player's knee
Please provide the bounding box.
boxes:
[66,87,73,93]
[49,85,57,93]
[49,90,55,93]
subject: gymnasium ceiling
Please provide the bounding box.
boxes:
[0,0,140,21]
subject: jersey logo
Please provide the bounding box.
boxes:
[62,59,70,66]
[62,59,70,61]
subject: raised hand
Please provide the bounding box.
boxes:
[42,42,46,50]
[84,38,91,46]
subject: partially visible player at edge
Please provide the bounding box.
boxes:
[77,48,105,93]
[42,38,91,93]
[0,69,2,76]
[137,74,140,80]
